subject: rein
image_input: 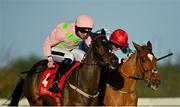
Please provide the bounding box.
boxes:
[107,52,141,93]
[120,52,142,80]
[120,51,153,80]
[82,35,110,65]
[92,36,112,66]
[112,51,156,94]
[107,52,141,94]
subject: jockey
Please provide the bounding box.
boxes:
[109,29,133,60]
[79,28,133,61]
[43,14,94,93]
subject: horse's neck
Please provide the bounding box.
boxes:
[76,48,101,93]
[120,52,138,92]
[82,48,101,79]
[84,48,98,65]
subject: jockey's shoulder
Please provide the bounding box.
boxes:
[56,21,75,30]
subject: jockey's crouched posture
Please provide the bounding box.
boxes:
[79,29,133,62]
[43,14,94,93]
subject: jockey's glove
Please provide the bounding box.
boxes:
[47,56,55,68]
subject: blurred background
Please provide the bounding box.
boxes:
[0,0,179,102]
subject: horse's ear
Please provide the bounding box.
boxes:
[132,41,142,51]
[101,28,106,36]
[147,41,152,49]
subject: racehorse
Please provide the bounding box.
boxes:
[102,41,161,106]
[9,30,119,106]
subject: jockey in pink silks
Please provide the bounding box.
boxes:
[43,14,93,93]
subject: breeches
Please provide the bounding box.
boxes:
[51,47,85,63]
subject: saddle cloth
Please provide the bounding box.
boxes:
[40,61,81,99]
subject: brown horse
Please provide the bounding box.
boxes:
[103,41,160,106]
[9,31,119,106]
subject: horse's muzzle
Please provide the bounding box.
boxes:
[109,58,119,70]
[148,79,161,91]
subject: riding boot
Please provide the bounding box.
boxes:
[48,72,62,93]
[49,58,72,93]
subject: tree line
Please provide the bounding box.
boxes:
[0,55,179,98]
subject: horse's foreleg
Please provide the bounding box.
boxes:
[125,93,137,106]
[35,97,43,106]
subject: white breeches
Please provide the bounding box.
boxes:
[51,47,85,63]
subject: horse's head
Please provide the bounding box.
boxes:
[132,41,160,90]
[87,29,119,70]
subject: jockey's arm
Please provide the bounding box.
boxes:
[126,47,133,57]
[43,26,64,58]
[120,47,133,63]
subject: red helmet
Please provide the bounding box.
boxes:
[110,29,129,47]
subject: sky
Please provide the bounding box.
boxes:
[0,0,179,65]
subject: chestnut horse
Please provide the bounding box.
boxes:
[9,31,118,106]
[103,41,160,106]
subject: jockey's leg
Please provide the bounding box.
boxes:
[71,49,86,62]
[49,48,74,93]
[49,58,72,93]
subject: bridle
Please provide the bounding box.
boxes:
[121,51,157,80]
[82,35,112,65]
[69,35,113,99]
[106,51,156,94]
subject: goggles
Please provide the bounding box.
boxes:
[113,43,122,49]
[76,26,92,33]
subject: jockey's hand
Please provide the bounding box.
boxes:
[85,36,92,47]
[121,57,128,63]
[47,56,55,69]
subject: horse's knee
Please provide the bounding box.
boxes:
[28,97,43,106]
